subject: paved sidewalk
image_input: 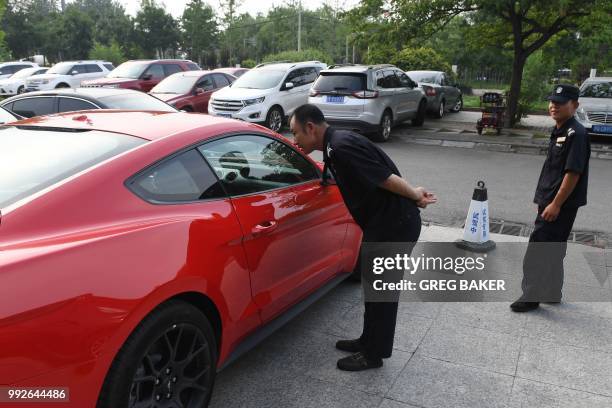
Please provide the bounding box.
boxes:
[210,226,612,408]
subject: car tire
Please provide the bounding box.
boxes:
[434,99,445,118]
[97,300,218,408]
[265,106,284,133]
[411,99,427,126]
[450,96,463,112]
[55,83,70,88]
[372,110,392,142]
[17,86,25,94]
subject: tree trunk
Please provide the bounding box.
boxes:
[505,49,527,128]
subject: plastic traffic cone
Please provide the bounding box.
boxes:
[455,180,496,252]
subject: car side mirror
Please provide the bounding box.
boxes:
[142,73,153,80]
[410,80,418,88]
[284,82,294,90]
[70,70,79,75]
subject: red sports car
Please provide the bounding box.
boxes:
[0,111,361,407]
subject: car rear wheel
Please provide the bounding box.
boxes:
[412,99,427,126]
[451,96,463,112]
[266,106,283,133]
[372,110,392,142]
[17,85,25,94]
[97,300,217,408]
[434,99,445,118]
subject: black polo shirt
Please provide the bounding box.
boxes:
[534,116,590,208]
[322,127,419,233]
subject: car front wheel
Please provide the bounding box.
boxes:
[434,100,445,118]
[451,96,463,112]
[372,110,392,142]
[97,300,217,408]
[266,106,283,133]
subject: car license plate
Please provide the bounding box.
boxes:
[326,95,345,104]
[217,113,232,118]
[593,125,612,134]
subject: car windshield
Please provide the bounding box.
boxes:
[9,67,39,79]
[580,82,612,99]
[97,93,178,112]
[231,69,285,89]
[408,72,439,83]
[151,74,198,94]
[0,127,146,209]
[313,73,367,93]
[107,61,149,79]
[47,62,74,75]
[0,107,16,124]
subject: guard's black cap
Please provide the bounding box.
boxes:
[547,84,579,103]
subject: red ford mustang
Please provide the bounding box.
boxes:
[0,111,361,407]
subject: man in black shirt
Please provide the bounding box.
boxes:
[511,84,591,312]
[290,104,436,371]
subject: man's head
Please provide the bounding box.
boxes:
[546,84,580,124]
[290,104,328,154]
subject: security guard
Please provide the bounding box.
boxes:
[289,104,436,371]
[511,84,590,312]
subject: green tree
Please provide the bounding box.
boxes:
[391,47,451,73]
[58,5,94,60]
[262,48,332,65]
[134,0,180,58]
[181,0,217,67]
[89,41,125,65]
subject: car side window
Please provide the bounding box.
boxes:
[397,72,413,88]
[144,64,165,78]
[196,75,215,91]
[11,97,55,118]
[186,62,200,70]
[35,69,48,75]
[84,64,103,73]
[128,149,226,203]
[301,67,318,86]
[72,65,88,75]
[164,64,183,77]
[383,70,400,88]
[58,97,98,113]
[375,70,385,88]
[103,64,115,71]
[198,135,319,196]
[285,69,305,87]
[212,73,230,88]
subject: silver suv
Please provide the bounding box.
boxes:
[308,64,427,142]
[575,77,612,137]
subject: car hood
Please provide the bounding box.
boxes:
[579,97,612,112]
[81,77,137,86]
[149,93,185,103]
[27,73,61,81]
[212,86,272,100]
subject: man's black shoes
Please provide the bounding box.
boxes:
[337,352,383,371]
[510,300,540,312]
[335,338,363,353]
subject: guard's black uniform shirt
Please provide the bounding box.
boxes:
[534,116,590,208]
[322,127,419,233]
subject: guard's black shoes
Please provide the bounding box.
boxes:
[510,300,540,312]
[335,338,363,353]
[337,352,383,371]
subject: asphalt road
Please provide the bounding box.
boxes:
[286,130,612,235]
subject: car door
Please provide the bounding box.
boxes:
[7,96,56,118]
[397,70,422,117]
[68,65,89,87]
[282,68,309,117]
[198,134,348,322]
[442,72,460,108]
[141,63,165,91]
[193,74,216,113]
[383,70,408,119]
[83,64,104,82]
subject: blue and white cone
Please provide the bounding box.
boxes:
[455,180,496,252]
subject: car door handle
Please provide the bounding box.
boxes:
[251,220,278,236]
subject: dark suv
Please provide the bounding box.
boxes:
[81,59,200,92]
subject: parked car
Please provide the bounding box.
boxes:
[82,59,200,92]
[0,110,360,407]
[309,64,427,142]
[25,60,114,91]
[0,106,20,124]
[150,70,235,113]
[213,67,250,78]
[0,61,39,80]
[1,87,177,118]
[209,61,327,132]
[575,77,612,137]
[0,66,49,95]
[405,70,463,118]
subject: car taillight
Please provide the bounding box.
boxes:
[309,89,320,97]
[352,90,378,99]
[425,87,436,96]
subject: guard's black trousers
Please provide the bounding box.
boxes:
[359,213,421,360]
[521,206,578,302]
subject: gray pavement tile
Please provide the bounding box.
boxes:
[286,293,356,336]
[415,321,521,375]
[386,354,514,408]
[436,302,527,335]
[397,301,443,319]
[517,337,612,397]
[378,398,423,408]
[522,307,612,354]
[509,378,612,408]
[326,280,363,304]
[551,301,612,319]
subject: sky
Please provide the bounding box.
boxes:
[116,0,361,18]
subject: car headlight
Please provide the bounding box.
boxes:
[576,107,586,121]
[244,97,265,106]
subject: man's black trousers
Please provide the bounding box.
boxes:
[521,206,578,302]
[359,213,421,360]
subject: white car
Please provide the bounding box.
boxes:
[0,61,38,80]
[0,66,49,95]
[575,77,612,137]
[25,60,114,92]
[0,106,20,124]
[208,61,326,132]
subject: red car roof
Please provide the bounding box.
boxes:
[10,110,267,141]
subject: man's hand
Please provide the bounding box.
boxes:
[541,202,561,222]
[416,189,437,208]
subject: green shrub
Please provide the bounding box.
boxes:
[391,47,451,74]
[241,59,256,68]
[262,49,333,65]
[89,41,126,66]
